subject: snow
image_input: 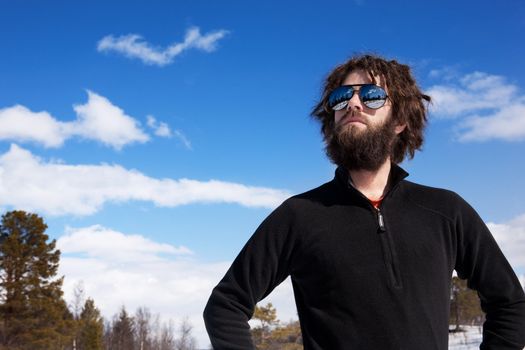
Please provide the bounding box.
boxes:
[448,325,482,350]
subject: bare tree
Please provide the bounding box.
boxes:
[72,281,86,320]
[70,280,85,350]
[135,306,153,350]
[159,320,175,350]
[101,306,197,350]
[174,317,196,350]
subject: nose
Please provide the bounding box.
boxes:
[345,92,362,111]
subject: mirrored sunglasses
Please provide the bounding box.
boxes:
[328,84,388,111]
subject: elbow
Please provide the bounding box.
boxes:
[203,293,216,327]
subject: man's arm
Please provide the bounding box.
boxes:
[454,197,525,350]
[203,201,296,349]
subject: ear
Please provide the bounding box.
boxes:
[394,123,406,135]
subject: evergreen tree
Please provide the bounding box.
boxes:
[251,303,279,349]
[110,306,134,350]
[78,298,104,350]
[0,210,73,349]
[450,276,485,331]
[251,304,302,350]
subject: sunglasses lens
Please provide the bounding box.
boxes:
[328,86,354,111]
[360,85,388,109]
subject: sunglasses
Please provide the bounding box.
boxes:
[328,84,389,111]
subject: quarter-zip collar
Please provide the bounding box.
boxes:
[334,163,409,202]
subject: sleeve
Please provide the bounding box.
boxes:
[203,200,297,350]
[454,196,525,350]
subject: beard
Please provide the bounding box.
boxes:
[324,115,397,171]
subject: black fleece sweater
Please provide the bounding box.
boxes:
[203,165,525,349]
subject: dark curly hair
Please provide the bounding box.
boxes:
[311,54,431,164]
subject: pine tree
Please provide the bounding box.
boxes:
[251,304,303,350]
[110,306,134,350]
[450,276,485,331]
[78,298,104,350]
[0,210,73,349]
[251,303,279,349]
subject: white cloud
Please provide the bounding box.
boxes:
[0,144,291,216]
[146,115,174,139]
[156,124,172,138]
[428,66,459,81]
[57,225,296,348]
[97,27,229,66]
[426,71,525,142]
[457,104,525,142]
[173,130,192,150]
[147,115,159,128]
[72,90,149,149]
[58,225,193,261]
[0,105,70,147]
[0,91,149,149]
[487,213,525,273]
[57,225,226,348]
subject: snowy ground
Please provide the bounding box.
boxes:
[448,325,482,350]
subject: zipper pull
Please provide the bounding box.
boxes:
[376,208,386,232]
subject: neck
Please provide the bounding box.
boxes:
[348,159,392,201]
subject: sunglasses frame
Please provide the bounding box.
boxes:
[328,84,389,111]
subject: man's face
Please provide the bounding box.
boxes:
[325,69,405,171]
[333,69,394,134]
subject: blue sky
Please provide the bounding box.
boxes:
[1,0,524,346]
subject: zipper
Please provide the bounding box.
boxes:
[345,177,404,289]
[376,207,386,232]
[375,206,402,289]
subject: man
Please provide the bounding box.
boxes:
[203,54,525,349]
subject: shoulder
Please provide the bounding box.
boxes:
[284,179,343,211]
[401,180,474,222]
[261,179,343,228]
[402,180,462,202]
[246,183,338,244]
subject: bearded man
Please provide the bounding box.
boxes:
[203,54,525,350]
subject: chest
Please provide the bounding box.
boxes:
[291,204,456,290]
